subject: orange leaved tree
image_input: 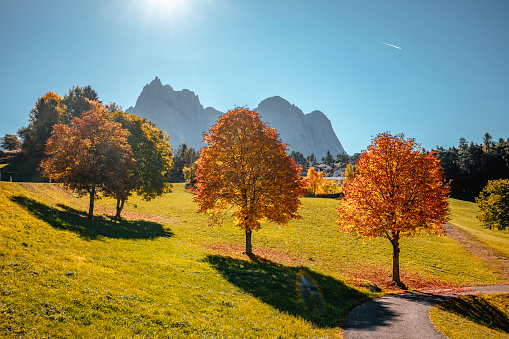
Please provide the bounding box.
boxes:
[194,107,306,255]
[337,132,450,286]
[41,101,135,220]
[306,166,324,197]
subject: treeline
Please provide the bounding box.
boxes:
[434,133,509,196]
[290,150,360,166]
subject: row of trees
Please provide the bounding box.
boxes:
[10,86,175,219]
[8,85,212,219]
[290,150,360,167]
[41,100,173,219]
[192,108,450,286]
[12,88,504,287]
[434,133,509,196]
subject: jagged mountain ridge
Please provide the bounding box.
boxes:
[126,77,345,158]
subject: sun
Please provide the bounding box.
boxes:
[142,0,190,22]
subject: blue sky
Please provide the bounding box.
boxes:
[1,0,508,155]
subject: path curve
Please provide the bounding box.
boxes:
[344,223,509,339]
[343,284,509,339]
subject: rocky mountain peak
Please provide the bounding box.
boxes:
[127,77,345,158]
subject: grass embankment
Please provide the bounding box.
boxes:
[449,197,509,258]
[430,197,509,339]
[0,183,502,338]
[430,294,509,339]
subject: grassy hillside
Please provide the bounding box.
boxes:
[449,197,509,258]
[0,183,503,338]
[430,293,509,339]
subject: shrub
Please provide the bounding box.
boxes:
[476,179,509,230]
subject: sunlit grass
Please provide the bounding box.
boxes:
[449,197,509,258]
[0,183,503,337]
[430,293,509,339]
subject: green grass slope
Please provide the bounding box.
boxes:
[0,183,502,338]
[449,197,509,258]
[430,293,509,339]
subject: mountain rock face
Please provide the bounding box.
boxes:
[254,96,345,159]
[126,77,222,149]
[127,77,345,159]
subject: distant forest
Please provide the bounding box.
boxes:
[291,133,509,198]
[434,133,509,197]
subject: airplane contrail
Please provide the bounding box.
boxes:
[379,41,402,50]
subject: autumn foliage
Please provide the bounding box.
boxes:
[194,107,306,254]
[41,101,135,219]
[337,132,450,286]
[108,109,173,218]
[306,166,324,197]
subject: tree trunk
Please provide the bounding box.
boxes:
[390,230,401,284]
[88,186,95,220]
[115,197,125,219]
[245,229,252,255]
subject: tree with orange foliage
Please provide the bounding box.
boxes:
[194,107,306,255]
[306,166,324,197]
[41,101,135,220]
[18,92,67,157]
[337,132,450,287]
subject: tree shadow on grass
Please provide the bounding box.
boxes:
[11,195,173,240]
[205,254,368,328]
[436,295,509,333]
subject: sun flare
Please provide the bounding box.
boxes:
[141,0,190,23]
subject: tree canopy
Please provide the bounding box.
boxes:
[41,101,134,219]
[18,92,67,157]
[476,179,509,230]
[18,86,100,159]
[1,134,21,151]
[341,163,358,190]
[194,107,306,255]
[63,85,100,118]
[321,151,334,165]
[108,109,173,217]
[290,151,307,166]
[337,132,450,286]
[167,143,198,183]
[306,166,324,197]
[306,153,317,165]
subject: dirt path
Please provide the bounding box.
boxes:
[343,223,509,339]
[442,223,509,280]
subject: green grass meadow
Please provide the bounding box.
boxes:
[429,197,509,339]
[449,197,509,258]
[430,293,509,339]
[0,183,504,338]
